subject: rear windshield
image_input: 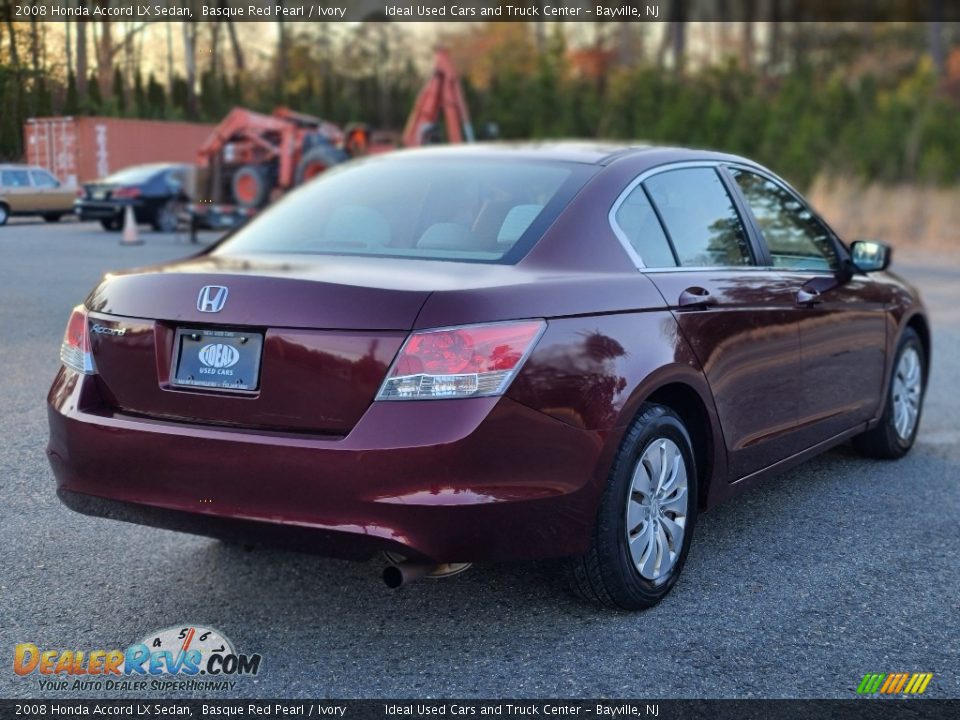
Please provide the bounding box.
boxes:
[104,165,170,184]
[214,156,591,263]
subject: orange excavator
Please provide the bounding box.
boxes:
[402,47,474,146]
[193,48,473,227]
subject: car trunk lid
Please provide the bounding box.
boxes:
[84,255,429,435]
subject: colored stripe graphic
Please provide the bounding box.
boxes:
[892,673,909,693]
[857,672,933,695]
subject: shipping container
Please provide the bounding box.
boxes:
[24,116,215,187]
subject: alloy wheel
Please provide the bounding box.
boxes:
[625,438,689,583]
[891,346,922,441]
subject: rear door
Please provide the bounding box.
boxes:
[29,168,73,212]
[727,166,888,446]
[614,164,803,481]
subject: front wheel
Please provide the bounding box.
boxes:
[853,327,925,459]
[568,404,698,610]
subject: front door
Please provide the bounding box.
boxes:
[617,165,805,481]
[727,167,888,447]
[29,168,72,213]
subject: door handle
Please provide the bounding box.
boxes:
[796,287,822,306]
[678,287,716,309]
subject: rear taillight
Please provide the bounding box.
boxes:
[376,320,545,400]
[60,305,95,374]
[113,186,141,199]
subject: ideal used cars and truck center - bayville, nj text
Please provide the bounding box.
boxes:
[29,3,658,19]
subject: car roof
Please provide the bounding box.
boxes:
[378,141,763,170]
[113,162,183,171]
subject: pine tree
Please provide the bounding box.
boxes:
[134,71,146,117]
[64,71,80,115]
[86,71,102,113]
[147,73,166,118]
[112,66,126,115]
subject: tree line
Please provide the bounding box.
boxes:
[1,15,958,189]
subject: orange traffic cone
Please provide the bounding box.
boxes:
[120,204,142,246]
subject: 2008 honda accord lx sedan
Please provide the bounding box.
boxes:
[48,143,930,609]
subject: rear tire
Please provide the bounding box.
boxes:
[0,203,9,226]
[100,217,121,231]
[568,404,698,610]
[151,199,181,233]
[853,327,925,459]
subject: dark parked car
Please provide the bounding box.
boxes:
[48,144,929,609]
[75,163,191,232]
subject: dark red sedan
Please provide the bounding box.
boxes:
[48,144,929,609]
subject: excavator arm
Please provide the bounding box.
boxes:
[402,48,474,147]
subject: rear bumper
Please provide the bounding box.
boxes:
[75,199,150,222]
[47,369,606,562]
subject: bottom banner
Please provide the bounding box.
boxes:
[0,699,956,720]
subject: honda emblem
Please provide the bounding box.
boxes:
[197,285,229,313]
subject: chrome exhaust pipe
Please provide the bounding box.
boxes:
[382,562,435,589]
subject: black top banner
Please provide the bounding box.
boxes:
[6,0,960,23]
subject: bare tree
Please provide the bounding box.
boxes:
[76,15,87,96]
[182,21,198,117]
[96,18,113,97]
[276,7,289,102]
[741,2,756,70]
[670,0,687,74]
[65,21,73,79]
[225,19,245,73]
[929,0,945,78]
[4,10,19,67]
[767,0,783,71]
[165,22,174,97]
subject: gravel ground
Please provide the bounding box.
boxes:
[1,218,957,699]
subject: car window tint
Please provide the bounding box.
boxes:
[1,170,31,188]
[613,184,677,267]
[644,168,753,267]
[216,158,589,264]
[731,169,837,271]
[30,170,58,188]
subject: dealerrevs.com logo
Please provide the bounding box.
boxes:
[13,625,262,692]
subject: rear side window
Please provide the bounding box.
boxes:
[613,185,677,268]
[644,168,753,267]
[216,157,590,264]
[731,169,838,271]
[1,170,31,188]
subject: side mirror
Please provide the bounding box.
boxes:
[850,240,891,273]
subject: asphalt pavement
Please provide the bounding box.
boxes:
[1,218,957,699]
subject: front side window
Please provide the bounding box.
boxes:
[30,170,58,188]
[216,157,590,264]
[1,170,31,188]
[644,168,753,267]
[731,169,837,271]
[613,184,677,268]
